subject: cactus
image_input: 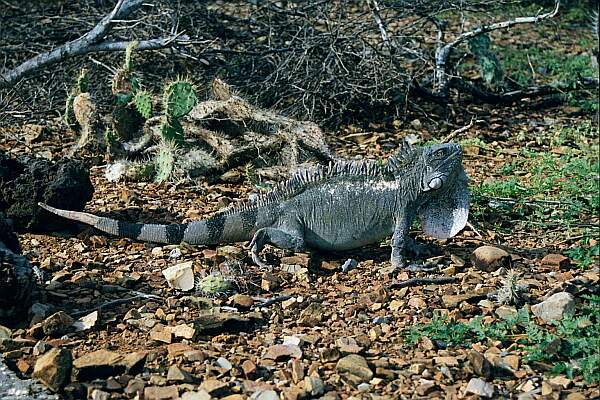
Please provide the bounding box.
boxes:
[154,140,178,184]
[124,40,138,72]
[134,90,152,119]
[195,273,232,296]
[158,79,197,143]
[163,80,197,120]
[64,68,89,125]
[496,269,528,305]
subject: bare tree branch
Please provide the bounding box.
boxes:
[0,0,151,86]
[433,0,560,97]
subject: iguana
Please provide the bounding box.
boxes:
[39,143,469,269]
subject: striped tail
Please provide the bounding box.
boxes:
[38,203,255,245]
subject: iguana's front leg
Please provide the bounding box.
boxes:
[249,227,305,270]
[390,213,414,269]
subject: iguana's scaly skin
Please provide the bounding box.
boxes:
[39,143,469,268]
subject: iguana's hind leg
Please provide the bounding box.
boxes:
[249,228,305,269]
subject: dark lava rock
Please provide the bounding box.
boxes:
[0,213,20,254]
[0,215,35,320]
[0,151,93,231]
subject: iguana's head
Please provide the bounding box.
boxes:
[418,143,463,194]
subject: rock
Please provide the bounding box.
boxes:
[242,359,257,377]
[232,294,254,309]
[90,389,110,400]
[291,359,304,383]
[468,350,492,379]
[541,254,570,268]
[216,357,233,371]
[167,343,193,358]
[167,323,196,340]
[357,382,371,393]
[496,305,518,320]
[261,273,280,291]
[167,365,193,383]
[335,337,362,354]
[32,347,72,392]
[150,328,172,344]
[531,292,575,323]
[72,349,146,380]
[442,293,480,308]
[304,376,325,397]
[341,258,359,273]
[72,311,99,331]
[162,261,195,291]
[471,246,510,272]
[416,379,436,396]
[200,379,229,397]
[298,302,323,327]
[0,154,93,231]
[335,354,373,382]
[251,390,279,400]
[434,356,459,366]
[263,344,302,361]
[194,311,257,334]
[0,325,11,339]
[465,378,495,398]
[0,338,36,352]
[408,297,427,309]
[144,386,179,400]
[181,390,211,400]
[408,363,426,375]
[41,311,74,337]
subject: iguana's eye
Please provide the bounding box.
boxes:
[433,149,446,158]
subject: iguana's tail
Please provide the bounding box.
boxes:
[38,203,256,245]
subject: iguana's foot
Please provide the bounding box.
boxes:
[405,237,434,258]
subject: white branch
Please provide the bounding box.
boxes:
[433,0,560,96]
[1,0,147,86]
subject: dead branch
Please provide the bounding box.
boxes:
[433,0,561,97]
[388,276,456,290]
[451,75,598,104]
[0,0,185,87]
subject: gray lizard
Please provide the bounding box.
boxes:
[39,142,469,269]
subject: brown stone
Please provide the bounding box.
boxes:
[144,385,179,400]
[168,343,193,358]
[242,359,257,378]
[232,294,254,309]
[32,347,72,392]
[335,354,373,382]
[541,253,570,269]
[41,311,74,337]
[200,379,229,397]
[263,344,302,361]
[291,359,304,383]
[298,302,323,327]
[467,350,492,379]
[471,246,511,272]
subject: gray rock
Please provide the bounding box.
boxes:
[531,292,575,323]
[304,376,325,397]
[251,389,279,400]
[465,378,495,398]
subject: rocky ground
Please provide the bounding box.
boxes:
[0,99,598,399]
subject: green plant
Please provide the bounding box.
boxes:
[154,140,177,184]
[64,68,89,124]
[160,79,197,143]
[403,297,600,383]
